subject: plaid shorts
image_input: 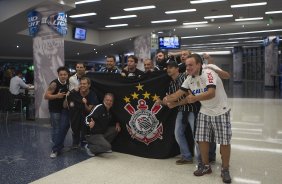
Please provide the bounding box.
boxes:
[195,110,232,145]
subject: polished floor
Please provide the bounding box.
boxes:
[1,83,282,184]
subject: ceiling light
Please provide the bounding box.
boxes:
[244,40,263,43]
[192,41,239,46]
[75,0,100,5]
[227,37,258,40]
[69,12,96,18]
[93,48,96,50]
[151,19,177,24]
[110,43,114,46]
[231,2,267,8]
[196,51,232,55]
[204,14,233,19]
[182,29,282,39]
[165,9,196,14]
[124,5,156,11]
[183,21,208,25]
[218,26,221,29]
[16,45,19,48]
[190,0,226,4]
[265,10,282,14]
[77,52,80,55]
[110,15,137,19]
[105,24,128,28]
[235,17,263,22]
[157,31,163,34]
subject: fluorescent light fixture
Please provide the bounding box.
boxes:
[165,9,196,14]
[231,2,267,8]
[182,29,282,39]
[75,0,100,5]
[124,5,156,11]
[235,17,263,22]
[227,37,259,40]
[266,10,282,14]
[110,15,137,19]
[183,21,208,25]
[105,24,128,28]
[204,14,233,19]
[190,0,226,4]
[244,40,263,43]
[151,19,177,24]
[69,12,96,18]
[191,41,238,46]
[196,51,232,55]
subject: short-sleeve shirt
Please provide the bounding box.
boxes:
[181,68,230,116]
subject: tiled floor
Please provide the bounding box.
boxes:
[1,83,282,184]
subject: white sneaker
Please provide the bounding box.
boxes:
[50,151,58,158]
[84,144,95,157]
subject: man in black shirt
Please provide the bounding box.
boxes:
[121,55,144,79]
[84,93,121,156]
[44,66,70,158]
[99,55,120,73]
[65,77,99,148]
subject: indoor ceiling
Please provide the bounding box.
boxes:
[0,0,282,62]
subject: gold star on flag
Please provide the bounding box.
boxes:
[136,83,144,91]
[131,92,139,99]
[152,94,160,101]
[142,91,150,99]
[123,96,130,103]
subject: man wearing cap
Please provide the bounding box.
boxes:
[158,59,200,165]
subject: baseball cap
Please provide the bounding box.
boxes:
[166,59,179,68]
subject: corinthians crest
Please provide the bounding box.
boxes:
[124,83,163,145]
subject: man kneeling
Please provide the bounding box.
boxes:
[85,93,121,156]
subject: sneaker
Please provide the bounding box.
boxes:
[105,150,112,153]
[221,168,232,183]
[176,158,193,165]
[50,151,58,158]
[194,164,212,176]
[209,157,216,164]
[84,144,95,157]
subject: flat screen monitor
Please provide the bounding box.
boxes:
[73,27,87,40]
[159,36,180,49]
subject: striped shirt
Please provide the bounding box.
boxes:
[99,67,120,74]
[168,73,199,112]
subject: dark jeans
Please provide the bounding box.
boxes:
[50,109,70,153]
[85,127,118,154]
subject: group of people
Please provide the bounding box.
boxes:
[44,50,232,183]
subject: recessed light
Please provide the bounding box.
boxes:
[96,52,98,54]
[190,0,226,4]
[151,19,177,24]
[235,17,263,22]
[165,9,196,14]
[196,28,198,30]
[218,26,221,29]
[16,45,19,48]
[157,31,164,34]
[110,15,137,19]
[267,24,269,26]
[93,48,96,50]
[231,2,267,8]
[265,10,282,14]
[110,43,114,46]
[77,52,80,55]
[75,0,100,5]
[183,21,208,25]
[242,25,245,28]
[69,12,96,18]
[204,15,233,19]
[124,5,156,11]
[105,24,128,28]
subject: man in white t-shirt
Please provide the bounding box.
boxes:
[164,54,232,183]
[69,63,86,91]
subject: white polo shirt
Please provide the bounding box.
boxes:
[69,73,80,91]
[181,68,230,116]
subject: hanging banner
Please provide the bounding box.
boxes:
[27,11,41,37]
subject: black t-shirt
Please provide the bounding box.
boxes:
[122,68,144,79]
[48,79,69,113]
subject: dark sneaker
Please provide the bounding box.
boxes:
[209,157,216,164]
[176,158,193,165]
[194,164,212,176]
[221,168,232,183]
[84,144,95,157]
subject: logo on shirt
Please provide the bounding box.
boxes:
[207,72,214,83]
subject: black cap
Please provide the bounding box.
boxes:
[166,59,179,68]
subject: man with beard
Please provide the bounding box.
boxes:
[99,55,120,73]
[154,50,167,71]
[65,77,99,149]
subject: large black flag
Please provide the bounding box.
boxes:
[87,71,180,159]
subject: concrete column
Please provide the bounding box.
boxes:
[233,46,243,82]
[134,34,151,71]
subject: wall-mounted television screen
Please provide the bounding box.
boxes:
[159,36,180,49]
[73,27,87,40]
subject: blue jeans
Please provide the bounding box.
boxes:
[174,111,195,160]
[50,109,70,152]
